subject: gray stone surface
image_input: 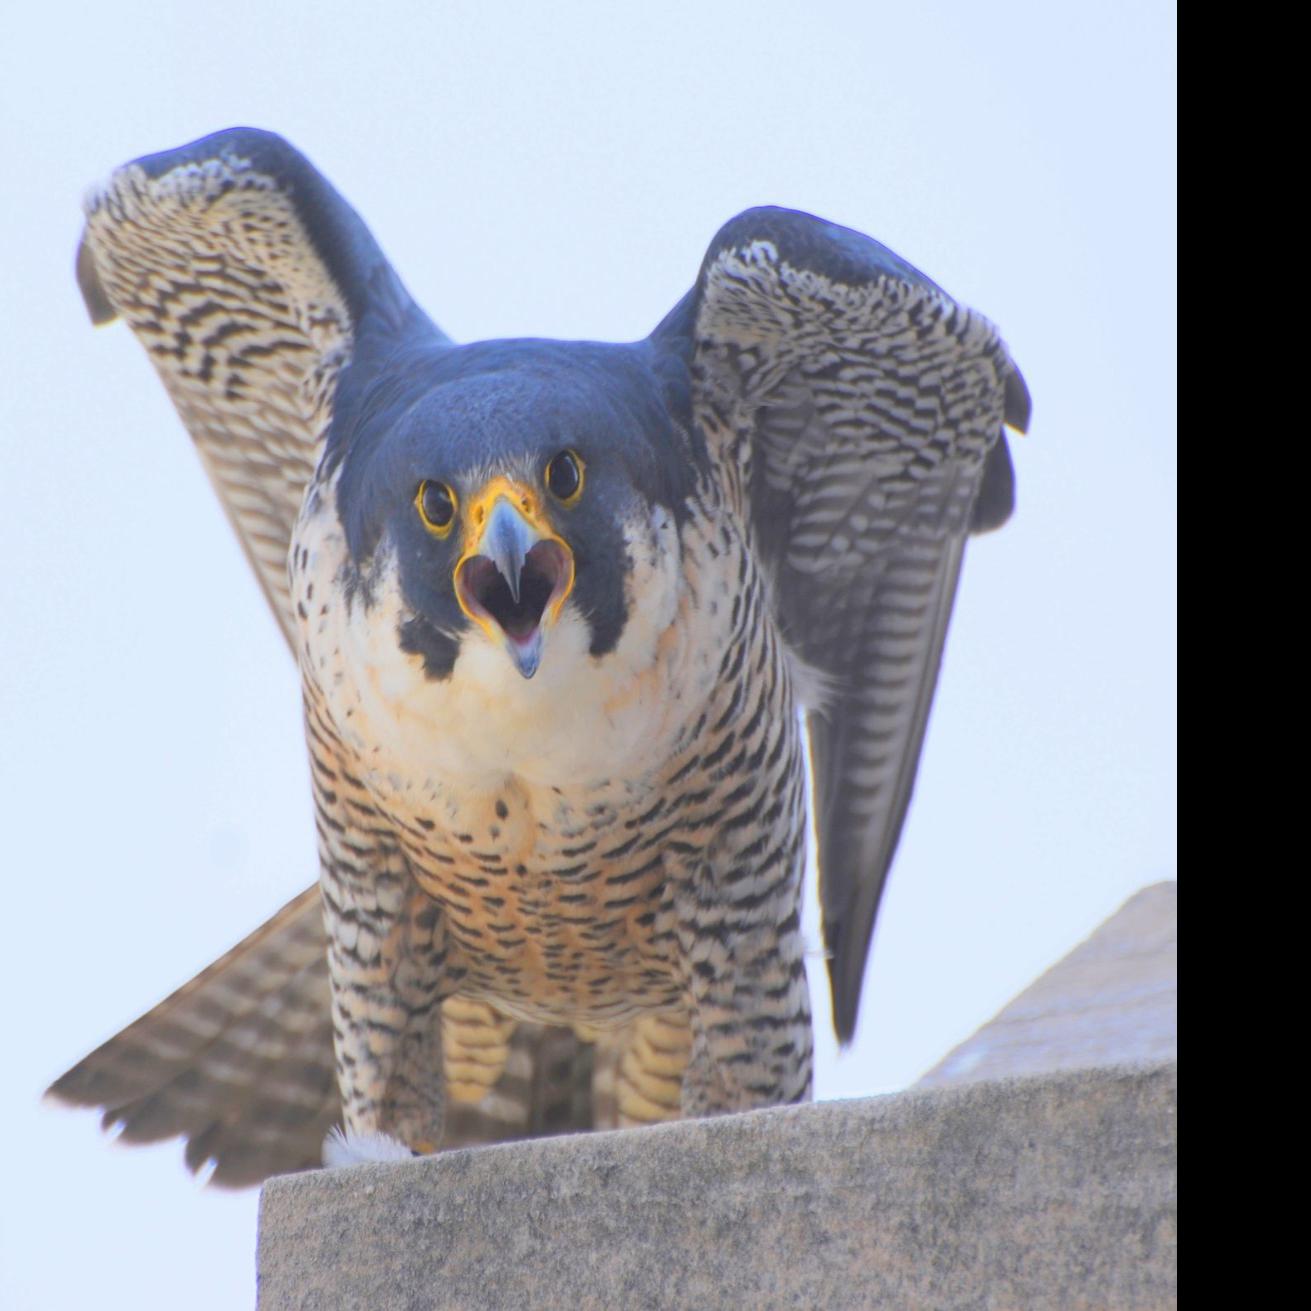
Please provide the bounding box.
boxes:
[918,882,1177,1089]
[258,1062,1177,1311]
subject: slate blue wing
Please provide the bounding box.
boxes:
[666,207,1029,1042]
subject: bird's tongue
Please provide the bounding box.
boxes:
[457,540,570,678]
[507,629,544,680]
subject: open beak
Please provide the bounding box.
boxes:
[454,479,574,679]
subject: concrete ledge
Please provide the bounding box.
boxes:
[258,1062,1177,1310]
[919,883,1178,1088]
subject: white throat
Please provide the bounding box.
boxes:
[296,495,712,806]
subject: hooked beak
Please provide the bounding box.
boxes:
[454,481,574,679]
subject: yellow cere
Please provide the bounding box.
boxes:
[460,476,548,555]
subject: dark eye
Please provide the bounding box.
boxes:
[415,480,458,537]
[545,449,584,505]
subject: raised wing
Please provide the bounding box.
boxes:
[75,126,441,645]
[663,207,1029,1042]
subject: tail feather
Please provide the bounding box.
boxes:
[106,952,331,1147]
[51,886,340,1184]
[51,887,328,1114]
[48,886,687,1186]
[182,1010,341,1186]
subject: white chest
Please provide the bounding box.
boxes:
[291,482,737,824]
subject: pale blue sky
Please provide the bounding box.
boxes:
[0,3,1175,1306]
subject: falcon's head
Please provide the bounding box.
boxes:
[328,337,700,685]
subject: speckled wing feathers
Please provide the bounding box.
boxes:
[684,209,1029,1041]
[74,127,426,646]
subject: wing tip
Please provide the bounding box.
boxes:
[970,436,1016,534]
[130,125,295,182]
[832,997,859,1048]
[75,234,117,326]
[829,969,861,1047]
[824,917,868,1047]
[704,206,943,299]
[1004,365,1032,434]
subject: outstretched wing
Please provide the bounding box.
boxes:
[661,208,1029,1042]
[76,126,441,645]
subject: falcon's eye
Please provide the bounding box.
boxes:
[415,480,458,537]
[545,450,584,506]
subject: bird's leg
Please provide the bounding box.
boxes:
[321,853,450,1153]
[605,1011,692,1127]
[671,851,814,1115]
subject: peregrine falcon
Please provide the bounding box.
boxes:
[49,128,1029,1185]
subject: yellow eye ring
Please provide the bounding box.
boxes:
[545,449,585,507]
[416,480,458,538]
